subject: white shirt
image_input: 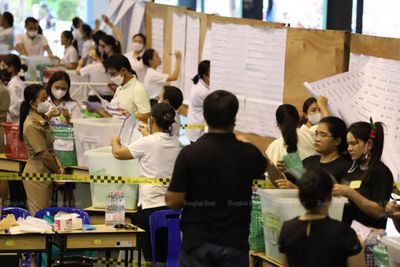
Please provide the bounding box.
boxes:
[186,80,210,142]
[72,28,84,56]
[7,75,26,122]
[111,77,151,114]
[81,39,94,59]
[0,27,14,48]
[144,68,168,99]
[265,127,317,166]
[48,99,81,125]
[128,132,180,209]
[124,51,147,83]
[15,33,49,56]
[79,62,113,96]
[62,46,79,65]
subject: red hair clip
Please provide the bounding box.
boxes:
[369,117,377,139]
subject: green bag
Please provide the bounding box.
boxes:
[249,194,265,251]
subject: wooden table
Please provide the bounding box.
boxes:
[0,154,27,173]
[250,251,283,267]
[84,206,137,225]
[53,224,144,267]
[0,231,53,267]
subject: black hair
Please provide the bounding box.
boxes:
[38,25,43,35]
[25,17,38,25]
[203,90,239,129]
[132,33,146,45]
[298,168,333,210]
[163,86,183,110]
[93,30,106,46]
[62,30,74,43]
[0,69,11,82]
[276,104,300,153]
[347,121,384,180]
[2,12,13,27]
[19,84,46,140]
[142,49,155,67]
[103,54,137,76]
[3,54,28,73]
[151,103,176,135]
[99,34,121,55]
[81,23,92,38]
[46,71,72,102]
[301,97,317,125]
[319,116,348,154]
[192,60,210,84]
[72,17,81,28]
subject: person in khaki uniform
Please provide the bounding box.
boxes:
[19,84,64,215]
[0,78,10,203]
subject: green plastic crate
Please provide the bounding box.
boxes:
[249,194,265,251]
[53,126,77,167]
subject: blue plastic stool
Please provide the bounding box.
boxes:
[1,207,32,267]
[35,207,90,224]
[149,209,182,267]
[2,207,31,219]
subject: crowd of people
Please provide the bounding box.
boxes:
[0,10,399,267]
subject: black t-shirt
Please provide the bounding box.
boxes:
[341,161,393,229]
[168,133,267,251]
[279,217,362,267]
[303,155,352,183]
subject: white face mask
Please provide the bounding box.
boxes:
[308,112,322,125]
[27,30,37,38]
[52,88,67,100]
[36,100,51,114]
[73,29,82,40]
[110,74,124,86]
[132,42,144,52]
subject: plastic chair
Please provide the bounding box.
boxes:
[149,210,182,267]
[2,207,31,219]
[34,207,90,224]
[1,207,31,267]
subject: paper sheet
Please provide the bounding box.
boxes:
[152,17,164,72]
[113,0,135,26]
[183,16,200,104]
[201,29,211,61]
[171,13,187,92]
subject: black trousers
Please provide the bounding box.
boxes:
[135,206,168,262]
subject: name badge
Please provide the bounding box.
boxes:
[350,180,362,189]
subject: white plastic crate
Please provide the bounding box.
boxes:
[257,189,347,261]
[85,146,139,210]
[72,118,123,167]
[383,236,400,267]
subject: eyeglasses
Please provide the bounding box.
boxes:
[114,224,137,230]
[313,131,333,138]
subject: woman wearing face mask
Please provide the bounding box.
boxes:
[3,54,27,122]
[300,96,330,130]
[186,60,210,143]
[46,71,81,125]
[15,17,53,57]
[112,103,180,264]
[124,33,147,83]
[102,54,150,122]
[20,84,64,215]
[99,34,121,61]
[333,120,393,229]
[142,48,181,101]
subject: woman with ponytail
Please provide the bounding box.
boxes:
[279,169,364,267]
[3,54,27,122]
[266,104,316,167]
[186,60,210,143]
[111,103,180,263]
[20,84,64,215]
[333,119,393,229]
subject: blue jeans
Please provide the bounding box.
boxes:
[180,243,249,267]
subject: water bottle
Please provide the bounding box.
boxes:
[105,191,114,226]
[115,190,125,225]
